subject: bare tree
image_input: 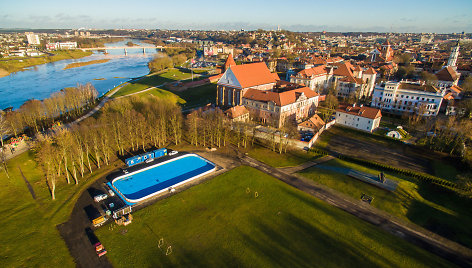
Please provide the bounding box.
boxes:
[0,112,10,148]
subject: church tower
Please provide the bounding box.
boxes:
[447,40,460,69]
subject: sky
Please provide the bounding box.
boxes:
[1,0,471,33]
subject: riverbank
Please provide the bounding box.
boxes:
[0,50,93,76]
[63,59,110,70]
[0,68,8,78]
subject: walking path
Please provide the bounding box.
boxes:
[280,155,334,174]
[240,154,472,268]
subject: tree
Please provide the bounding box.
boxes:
[0,112,10,148]
[420,71,438,85]
[148,56,173,73]
[462,76,472,93]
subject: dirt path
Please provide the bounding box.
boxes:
[240,154,472,268]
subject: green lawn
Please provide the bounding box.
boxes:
[136,87,186,105]
[95,166,452,268]
[0,151,120,267]
[134,83,216,109]
[298,158,472,249]
[171,83,217,108]
[0,50,92,73]
[112,68,194,98]
[432,160,461,182]
[247,144,321,167]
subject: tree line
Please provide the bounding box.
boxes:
[148,48,196,73]
[32,95,304,200]
[0,83,98,138]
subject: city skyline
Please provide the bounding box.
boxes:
[1,0,472,33]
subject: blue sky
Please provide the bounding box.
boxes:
[1,0,471,33]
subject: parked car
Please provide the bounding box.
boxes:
[94,194,108,203]
[169,150,178,156]
[94,242,107,257]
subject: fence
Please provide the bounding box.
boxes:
[292,119,336,149]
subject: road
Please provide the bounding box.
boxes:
[240,154,472,268]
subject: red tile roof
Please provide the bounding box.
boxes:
[364,67,377,75]
[244,86,318,106]
[296,65,328,78]
[449,85,462,94]
[224,53,236,70]
[336,104,381,120]
[436,66,459,82]
[230,62,277,89]
[333,62,354,77]
[225,105,249,119]
[298,114,325,131]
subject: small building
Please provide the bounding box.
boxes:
[224,105,250,122]
[335,104,381,132]
[298,114,325,133]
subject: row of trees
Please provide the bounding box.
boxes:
[0,83,98,138]
[148,48,196,73]
[35,95,183,199]
[33,94,306,199]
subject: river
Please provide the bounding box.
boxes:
[0,39,159,110]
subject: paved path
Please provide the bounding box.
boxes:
[114,83,168,99]
[279,155,334,174]
[3,140,30,161]
[240,154,472,268]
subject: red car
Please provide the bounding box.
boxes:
[94,242,107,257]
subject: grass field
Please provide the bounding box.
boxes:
[112,68,197,98]
[0,151,120,267]
[246,144,321,167]
[0,50,92,74]
[122,81,216,109]
[298,158,472,248]
[95,166,452,267]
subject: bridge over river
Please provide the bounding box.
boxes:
[80,46,184,54]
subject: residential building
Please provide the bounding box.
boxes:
[46,42,78,50]
[290,62,377,99]
[335,104,382,132]
[298,114,325,133]
[224,105,250,122]
[242,83,319,127]
[372,81,444,116]
[25,32,40,45]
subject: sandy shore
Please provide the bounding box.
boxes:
[0,68,9,78]
[63,59,110,70]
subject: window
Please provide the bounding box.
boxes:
[401,95,404,98]
[417,97,419,100]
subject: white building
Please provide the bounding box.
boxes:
[372,81,444,116]
[335,104,382,132]
[25,32,40,45]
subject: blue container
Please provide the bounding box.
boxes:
[153,148,167,158]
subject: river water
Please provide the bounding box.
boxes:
[0,39,159,110]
